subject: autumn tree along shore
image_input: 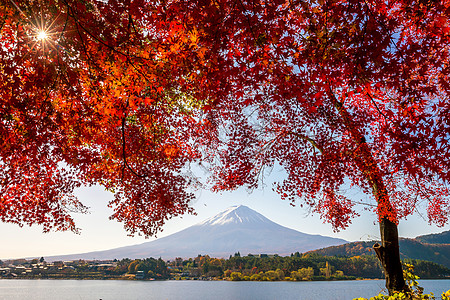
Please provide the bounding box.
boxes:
[1,0,449,295]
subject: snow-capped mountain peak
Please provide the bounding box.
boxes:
[197,205,270,226]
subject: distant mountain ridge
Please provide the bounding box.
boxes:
[45,205,347,261]
[415,230,450,244]
[308,230,450,268]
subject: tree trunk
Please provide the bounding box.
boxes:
[373,218,409,295]
[328,91,409,295]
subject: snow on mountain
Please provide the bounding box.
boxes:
[198,205,272,226]
[45,205,347,261]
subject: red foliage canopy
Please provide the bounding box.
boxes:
[1,0,449,236]
[163,0,450,230]
[0,0,202,235]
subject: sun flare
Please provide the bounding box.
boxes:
[36,30,48,41]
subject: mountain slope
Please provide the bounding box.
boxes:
[415,230,450,244]
[46,205,347,261]
[308,234,450,268]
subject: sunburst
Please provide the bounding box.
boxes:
[28,12,62,54]
[9,0,62,54]
[36,30,49,41]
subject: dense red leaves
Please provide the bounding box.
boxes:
[0,0,200,235]
[170,0,450,230]
[1,0,449,235]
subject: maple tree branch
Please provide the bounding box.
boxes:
[319,0,332,60]
[327,88,397,219]
[121,114,147,179]
[62,0,152,62]
[285,131,324,154]
[350,200,377,208]
[70,9,103,77]
[365,90,391,121]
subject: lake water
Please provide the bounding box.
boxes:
[0,279,448,300]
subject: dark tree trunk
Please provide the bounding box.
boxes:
[373,218,409,295]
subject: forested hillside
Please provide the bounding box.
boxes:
[309,232,450,268]
[416,231,450,244]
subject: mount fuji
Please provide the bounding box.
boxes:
[46,205,347,261]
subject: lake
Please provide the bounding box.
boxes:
[0,279,448,299]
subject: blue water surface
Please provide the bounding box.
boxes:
[0,279,448,300]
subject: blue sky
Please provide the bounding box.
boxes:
[1,183,448,260]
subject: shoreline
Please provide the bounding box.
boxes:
[2,277,449,281]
